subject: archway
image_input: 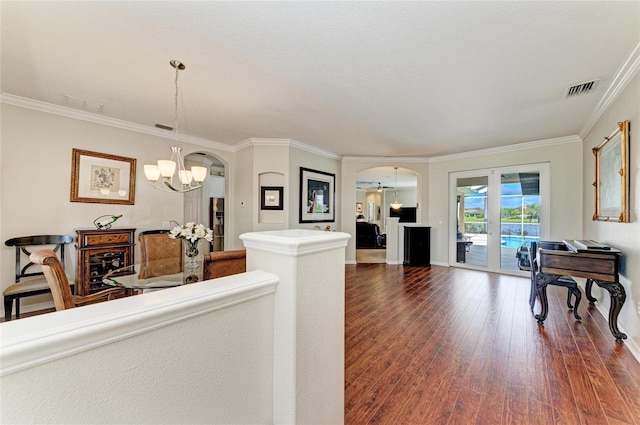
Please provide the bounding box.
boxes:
[355,166,418,263]
[184,152,226,252]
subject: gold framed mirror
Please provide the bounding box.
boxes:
[593,120,630,222]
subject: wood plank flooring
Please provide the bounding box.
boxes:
[345,264,640,425]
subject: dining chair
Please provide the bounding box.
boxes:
[3,235,74,321]
[29,249,121,311]
[529,241,582,320]
[203,249,246,280]
[138,230,184,279]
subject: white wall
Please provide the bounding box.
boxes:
[1,271,278,425]
[254,143,289,231]
[582,70,640,351]
[229,144,254,249]
[289,146,342,231]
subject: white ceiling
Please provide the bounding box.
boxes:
[2,1,639,163]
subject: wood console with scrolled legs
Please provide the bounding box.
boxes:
[535,240,624,343]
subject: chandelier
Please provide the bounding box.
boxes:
[144,60,207,193]
[389,167,403,209]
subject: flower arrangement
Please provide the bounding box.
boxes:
[169,222,213,243]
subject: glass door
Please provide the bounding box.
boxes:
[451,172,492,269]
[500,171,541,272]
[450,163,549,275]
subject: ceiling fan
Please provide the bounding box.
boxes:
[356,181,391,191]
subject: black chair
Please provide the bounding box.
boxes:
[3,235,74,321]
[529,241,581,321]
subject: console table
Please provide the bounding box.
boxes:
[535,240,624,343]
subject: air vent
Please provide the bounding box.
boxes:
[65,95,104,113]
[154,123,174,131]
[565,79,600,98]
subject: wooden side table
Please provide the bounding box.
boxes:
[75,228,136,296]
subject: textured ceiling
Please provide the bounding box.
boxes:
[1,1,639,160]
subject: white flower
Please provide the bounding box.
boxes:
[169,222,213,243]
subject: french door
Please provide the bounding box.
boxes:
[449,163,550,275]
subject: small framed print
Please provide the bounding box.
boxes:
[356,202,363,213]
[261,186,284,210]
[70,148,136,205]
[300,167,335,223]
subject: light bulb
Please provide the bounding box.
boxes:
[158,160,176,178]
[144,164,161,182]
[191,166,207,182]
[179,170,193,184]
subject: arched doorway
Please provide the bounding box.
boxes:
[184,152,226,252]
[355,166,418,263]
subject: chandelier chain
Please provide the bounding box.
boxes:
[174,65,179,141]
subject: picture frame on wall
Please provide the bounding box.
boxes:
[300,167,335,223]
[356,202,363,213]
[261,186,284,210]
[593,120,630,222]
[70,148,136,205]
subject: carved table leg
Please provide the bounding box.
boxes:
[534,273,556,324]
[585,278,598,305]
[594,280,627,343]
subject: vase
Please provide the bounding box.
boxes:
[184,239,201,271]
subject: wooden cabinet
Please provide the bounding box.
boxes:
[403,226,431,267]
[76,228,136,296]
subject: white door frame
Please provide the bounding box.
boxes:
[449,162,550,276]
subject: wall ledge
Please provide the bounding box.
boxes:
[241,229,351,256]
[0,270,278,376]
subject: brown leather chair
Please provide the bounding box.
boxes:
[29,249,120,311]
[203,250,246,280]
[138,230,184,279]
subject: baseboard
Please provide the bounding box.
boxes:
[574,281,640,364]
[593,302,640,364]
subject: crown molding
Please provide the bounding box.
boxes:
[344,135,581,164]
[428,135,582,163]
[0,93,234,152]
[579,41,640,139]
[2,92,585,163]
[237,137,342,160]
[343,156,430,163]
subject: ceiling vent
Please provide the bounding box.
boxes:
[154,123,174,131]
[65,95,104,113]
[565,79,600,98]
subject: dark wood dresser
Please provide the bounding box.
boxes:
[75,228,136,296]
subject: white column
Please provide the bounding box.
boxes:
[240,229,350,425]
[386,217,401,264]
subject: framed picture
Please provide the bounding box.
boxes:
[593,120,630,222]
[70,148,136,205]
[261,186,284,210]
[300,167,335,223]
[356,202,363,213]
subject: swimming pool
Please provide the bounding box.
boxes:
[501,236,539,249]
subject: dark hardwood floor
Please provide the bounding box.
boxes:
[345,264,640,425]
